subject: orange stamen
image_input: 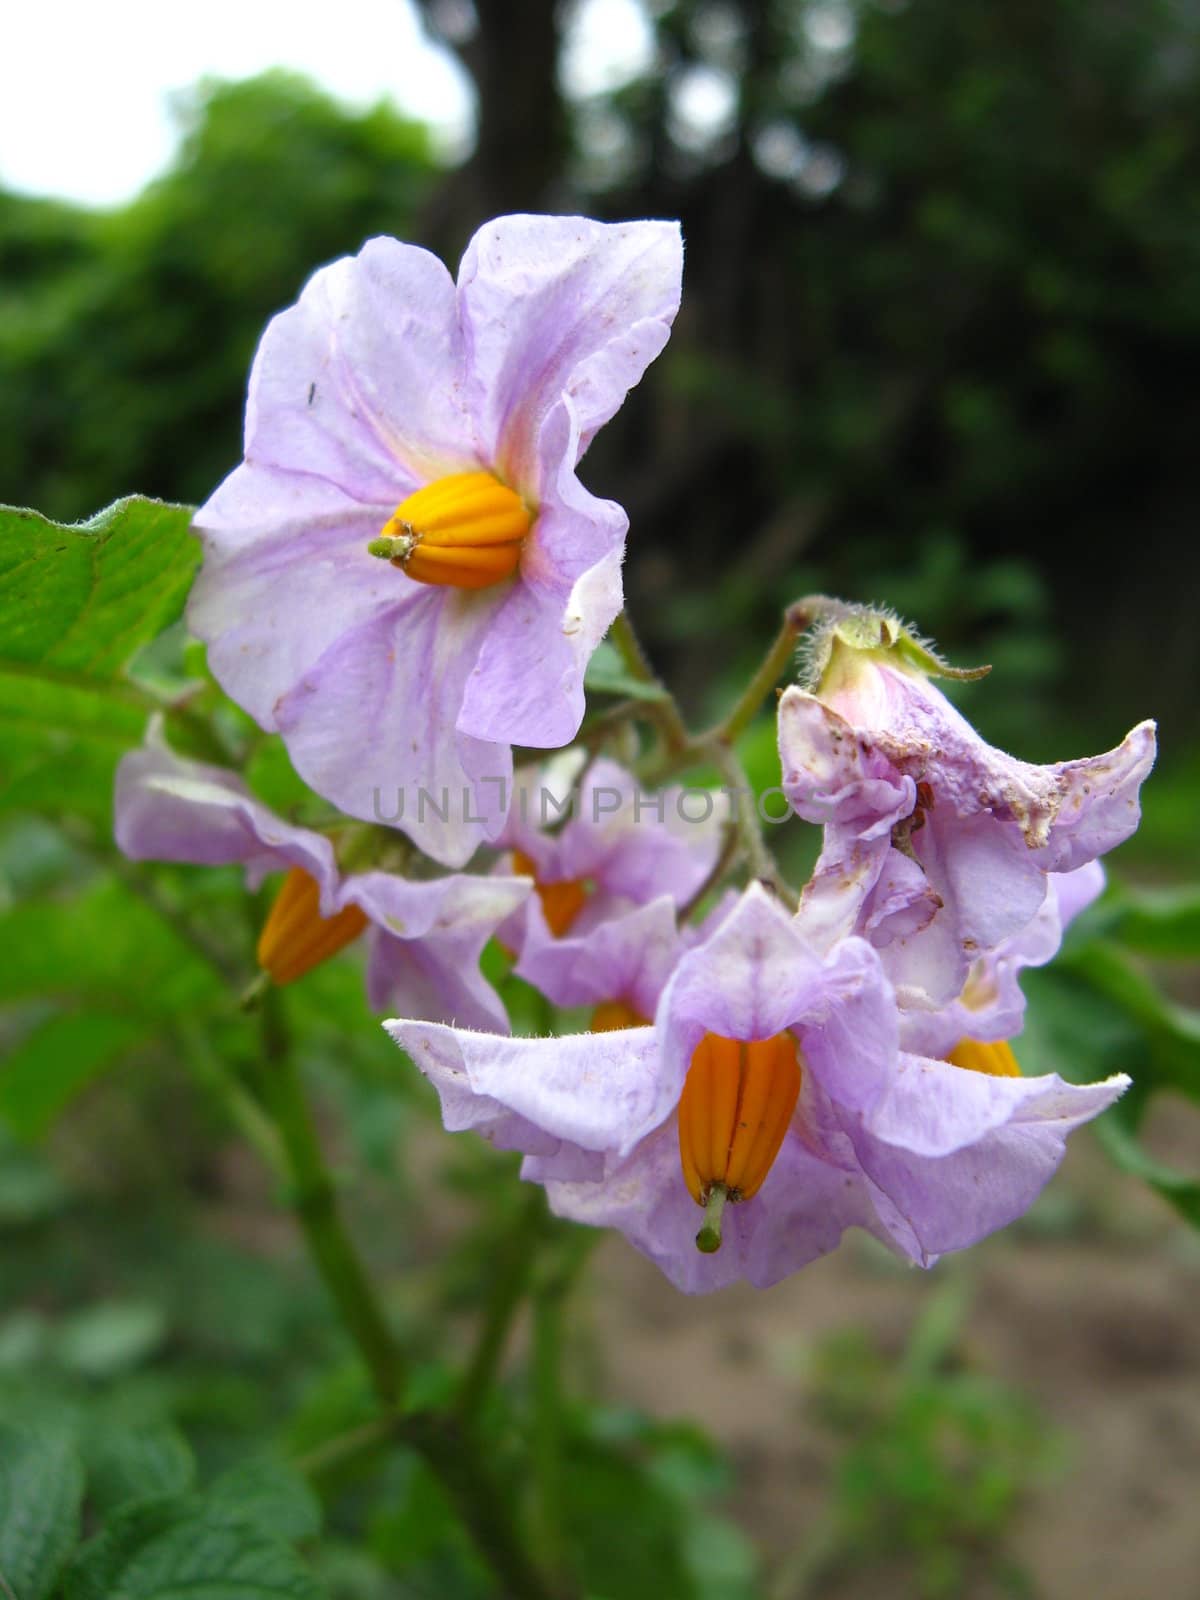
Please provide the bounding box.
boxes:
[370,470,530,590]
[589,1000,650,1032]
[946,1038,1022,1077]
[677,1033,802,1214]
[256,867,368,986]
[510,848,588,938]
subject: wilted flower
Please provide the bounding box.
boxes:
[899,859,1105,1061]
[386,886,1127,1290]
[189,215,683,866]
[779,609,1156,1009]
[115,727,528,1029]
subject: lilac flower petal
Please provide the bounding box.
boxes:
[864,1052,1129,1159]
[514,896,682,1019]
[1051,858,1106,927]
[542,1117,876,1293]
[1032,721,1157,871]
[457,542,623,749]
[541,1122,747,1293]
[385,1020,664,1160]
[352,872,529,1030]
[794,943,901,1118]
[244,238,472,501]
[526,401,629,590]
[900,861,1106,1058]
[114,730,339,907]
[848,1070,1129,1258]
[458,216,683,489]
[778,690,915,834]
[272,588,510,866]
[659,887,893,1113]
[190,465,399,730]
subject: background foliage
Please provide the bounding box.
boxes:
[1,3,1198,1596]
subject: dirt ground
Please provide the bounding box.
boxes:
[200,1080,1200,1600]
[580,1095,1200,1600]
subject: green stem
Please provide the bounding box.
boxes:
[294,1416,395,1479]
[295,1411,565,1600]
[695,1184,728,1254]
[677,820,740,922]
[259,988,406,1409]
[708,739,799,910]
[531,1274,567,1578]
[457,1185,546,1427]
[177,1022,287,1179]
[608,611,693,755]
[107,855,247,984]
[405,1412,566,1600]
[711,602,808,745]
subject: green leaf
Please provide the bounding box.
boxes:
[1103,883,1200,959]
[1063,941,1200,1099]
[55,1300,168,1380]
[584,642,670,703]
[0,876,225,1020]
[204,1458,322,1543]
[561,1439,697,1600]
[64,1499,328,1600]
[0,498,198,675]
[0,497,197,824]
[1093,1114,1200,1228]
[83,1423,196,1515]
[0,1011,149,1139]
[0,1126,70,1225]
[0,1422,85,1600]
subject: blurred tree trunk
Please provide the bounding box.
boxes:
[415,0,569,258]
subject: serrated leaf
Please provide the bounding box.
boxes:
[0,498,198,675]
[0,497,197,824]
[0,1422,85,1600]
[584,642,670,703]
[64,1499,328,1600]
[204,1458,322,1543]
[83,1424,196,1515]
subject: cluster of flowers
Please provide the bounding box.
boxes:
[116,216,1156,1292]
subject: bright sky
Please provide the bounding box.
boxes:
[1,0,655,208]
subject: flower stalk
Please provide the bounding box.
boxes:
[709,599,811,747]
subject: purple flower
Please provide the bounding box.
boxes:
[189,216,683,866]
[498,756,725,992]
[779,617,1155,1009]
[900,860,1104,1060]
[115,727,528,1029]
[386,886,1127,1291]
